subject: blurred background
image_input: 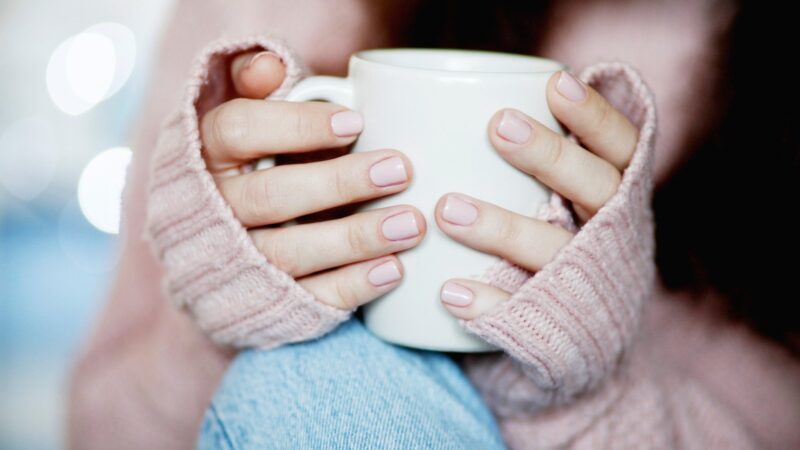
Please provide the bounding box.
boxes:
[0,1,172,448]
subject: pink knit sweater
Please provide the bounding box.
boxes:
[67,2,800,449]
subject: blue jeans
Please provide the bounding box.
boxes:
[198,318,507,449]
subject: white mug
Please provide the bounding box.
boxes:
[258,48,567,352]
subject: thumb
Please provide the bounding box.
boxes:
[230,50,287,99]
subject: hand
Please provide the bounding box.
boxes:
[200,50,426,311]
[435,70,639,319]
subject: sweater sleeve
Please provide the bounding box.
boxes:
[143,34,353,350]
[459,60,658,411]
[463,288,800,449]
[472,340,768,449]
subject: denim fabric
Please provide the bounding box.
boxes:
[197,318,507,450]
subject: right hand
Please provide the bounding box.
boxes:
[199,50,426,311]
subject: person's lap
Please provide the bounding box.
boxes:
[198,318,507,449]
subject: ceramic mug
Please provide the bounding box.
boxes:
[257,48,568,352]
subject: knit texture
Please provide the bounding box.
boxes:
[461,61,657,413]
[485,342,764,450]
[68,25,800,450]
[144,33,579,352]
[144,34,352,350]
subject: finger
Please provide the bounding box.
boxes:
[230,51,286,99]
[218,149,412,227]
[439,278,511,320]
[489,108,622,222]
[434,193,573,272]
[546,70,639,171]
[250,205,425,278]
[201,99,364,172]
[299,255,404,310]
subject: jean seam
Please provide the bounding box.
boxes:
[208,402,238,450]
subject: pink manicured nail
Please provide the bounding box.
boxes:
[442,195,478,226]
[497,110,532,144]
[441,281,474,307]
[331,110,364,137]
[367,260,402,286]
[381,211,420,241]
[369,156,408,187]
[556,71,587,102]
[248,51,282,68]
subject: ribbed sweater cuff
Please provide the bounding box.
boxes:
[144,34,352,350]
[461,60,658,410]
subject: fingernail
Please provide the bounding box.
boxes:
[442,195,478,226]
[556,71,587,102]
[497,110,532,144]
[248,51,282,69]
[381,211,420,241]
[369,156,408,187]
[367,260,402,286]
[331,110,364,137]
[441,281,474,307]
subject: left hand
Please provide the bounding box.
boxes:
[435,70,639,320]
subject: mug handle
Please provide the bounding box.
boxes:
[255,76,355,170]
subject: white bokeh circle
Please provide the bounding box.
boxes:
[46,22,136,115]
[77,146,132,234]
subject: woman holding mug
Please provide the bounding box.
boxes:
[68,0,800,448]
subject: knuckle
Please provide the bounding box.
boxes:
[540,134,566,170]
[497,214,521,244]
[333,164,351,200]
[600,168,622,205]
[240,173,279,223]
[588,98,614,140]
[287,107,319,144]
[346,221,374,256]
[260,231,299,275]
[258,173,287,219]
[210,99,250,153]
[586,168,621,213]
[334,275,361,310]
[331,153,372,203]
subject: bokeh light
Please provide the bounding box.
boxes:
[46,22,136,116]
[77,146,132,234]
[1,2,172,449]
[67,32,115,106]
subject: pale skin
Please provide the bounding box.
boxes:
[200,50,638,318]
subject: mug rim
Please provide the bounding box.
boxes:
[353,47,568,75]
